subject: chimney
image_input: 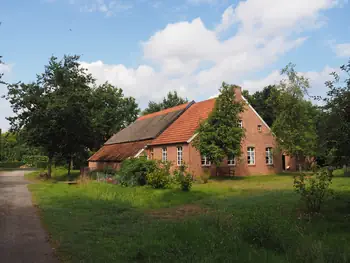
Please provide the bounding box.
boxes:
[232,85,242,100]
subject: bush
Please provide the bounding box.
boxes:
[294,169,333,213]
[174,164,193,191]
[22,155,48,168]
[200,170,210,184]
[0,161,24,168]
[116,157,157,187]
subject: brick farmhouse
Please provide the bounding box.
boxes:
[88,87,297,176]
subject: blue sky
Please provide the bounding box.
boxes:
[1,0,350,130]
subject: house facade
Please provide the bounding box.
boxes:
[149,88,283,176]
[89,87,289,176]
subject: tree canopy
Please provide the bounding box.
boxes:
[91,82,139,149]
[272,63,318,158]
[143,91,188,115]
[193,83,245,165]
[5,55,140,177]
[320,59,350,167]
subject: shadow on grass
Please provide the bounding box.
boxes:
[28,178,350,263]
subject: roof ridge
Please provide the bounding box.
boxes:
[137,102,191,121]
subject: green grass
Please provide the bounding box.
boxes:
[27,169,350,263]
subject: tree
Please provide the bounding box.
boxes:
[272,63,318,158]
[193,83,245,165]
[243,85,280,127]
[321,59,350,167]
[5,55,95,178]
[91,82,139,149]
[143,91,188,115]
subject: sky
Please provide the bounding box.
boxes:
[0,0,350,131]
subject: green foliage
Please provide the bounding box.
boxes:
[320,59,350,167]
[91,82,139,149]
[243,85,280,127]
[0,161,24,168]
[200,170,210,184]
[293,170,333,213]
[174,164,193,191]
[146,162,172,189]
[116,157,157,186]
[142,91,188,115]
[22,155,48,167]
[193,83,245,165]
[272,63,318,158]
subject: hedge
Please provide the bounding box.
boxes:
[0,161,25,168]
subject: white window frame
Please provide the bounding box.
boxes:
[162,147,167,161]
[177,146,183,166]
[266,147,273,165]
[247,147,255,165]
[238,120,243,128]
[201,156,211,166]
[228,155,235,166]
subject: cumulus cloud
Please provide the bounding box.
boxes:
[240,66,338,99]
[333,42,350,57]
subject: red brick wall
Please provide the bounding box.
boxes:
[88,161,121,170]
[148,89,283,177]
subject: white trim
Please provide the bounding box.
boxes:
[187,133,198,143]
[241,95,271,131]
[134,145,149,158]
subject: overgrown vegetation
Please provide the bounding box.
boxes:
[174,164,193,191]
[294,169,334,213]
[146,161,172,189]
[26,171,350,262]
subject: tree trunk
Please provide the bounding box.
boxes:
[67,157,72,181]
[47,157,52,178]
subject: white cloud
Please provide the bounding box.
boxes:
[79,0,340,106]
[73,0,132,16]
[333,43,350,57]
[216,5,234,33]
[240,66,338,99]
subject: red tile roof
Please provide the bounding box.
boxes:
[137,103,190,121]
[88,140,151,162]
[151,98,216,145]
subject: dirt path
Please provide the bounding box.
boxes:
[0,170,58,263]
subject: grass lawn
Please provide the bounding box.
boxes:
[26,169,350,263]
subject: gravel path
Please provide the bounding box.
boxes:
[0,170,58,263]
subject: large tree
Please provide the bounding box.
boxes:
[193,83,245,165]
[5,55,95,177]
[272,63,318,158]
[143,91,188,115]
[91,82,139,149]
[321,59,350,167]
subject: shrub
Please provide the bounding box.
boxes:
[200,170,210,184]
[0,161,24,168]
[22,155,48,168]
[293,169,333,213]
[146,161,172,189]
[116,157,157,187]
[174,164,193,191]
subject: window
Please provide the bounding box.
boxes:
[266,147,273,165]
[228,155,235,166]
[258,124,262,132]
[150,148,154,160]
[247,147,255,165]
[162,147,167,161]
[201,156,211,166]
[238,120,243,128]
[177,146,183,166]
